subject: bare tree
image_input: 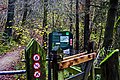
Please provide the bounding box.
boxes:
[75,0,79,54]
[84,0,90,51]
[3,0,16,43]
[70,0,73,32]
[21,0,28,25]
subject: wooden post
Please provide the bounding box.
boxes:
[25,39,46,80]
[52,51,58,80]
[52,46,64,80]
[83,60,94,80]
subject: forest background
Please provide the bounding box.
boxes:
[0,0,120,80]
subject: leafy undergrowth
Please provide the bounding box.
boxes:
[0,26,45,79]
[0,43,11,55]
[14,54,26,80]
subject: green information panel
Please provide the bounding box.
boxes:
[49,31,73,55]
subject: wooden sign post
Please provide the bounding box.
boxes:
[25,39,46,80]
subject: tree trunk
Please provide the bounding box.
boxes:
[52,12,54,28]
[43,0,47,28]
[97,26,103,50]
[43,0,48,79]
[43,0,48,50]
[84,0,90,51]
[101,0,119,80]
[21,0,28,26]
[70,0,73,32]
[3,0,16,42]
[113,22,120,80]
[75,0,79,54]
[103,0,118,49]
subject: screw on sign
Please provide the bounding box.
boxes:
[33,62,40,69]
[33,54,40,61]
[34,71,41,78]
[70,39,72,46]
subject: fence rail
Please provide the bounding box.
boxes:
[66,72,84,80]
[0,70,26,75]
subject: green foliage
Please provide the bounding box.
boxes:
[95,74,101,80]
[64,70,71,78]
[12,25,31,45]
[100,49,119,65]
[0,43,10,55]
[99,47,106,57]
[0,32,18,55]
[114,16,120,29]
[14,50,26,80]
[94,47,119,66]
[65,66,82,75]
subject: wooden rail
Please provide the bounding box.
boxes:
[59,52,96,69]
[63,52,87,60]
[65,72,84,80]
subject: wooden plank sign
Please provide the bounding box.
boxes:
[59,52,96,69]
[25,38,46,80]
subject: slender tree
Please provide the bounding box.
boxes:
[43,0,48,50]
[43,0,47,28]
[21,0,28,26]
[3,0,16,42]
[52,12,54,28]
[76,0,79,54]
[84,0,90,51]
[70,0,73,32]
[43,0,48,79]
[97,25,103,50]
[101,0,119,80]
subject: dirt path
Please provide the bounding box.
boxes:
[0,46,25,80]
[0,31,42,80]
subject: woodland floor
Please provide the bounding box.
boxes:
[0,46,25,80]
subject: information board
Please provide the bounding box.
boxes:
[49,31,73,55]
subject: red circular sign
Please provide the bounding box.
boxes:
[33,54,40,61]
[33,62,40,69]
[34,71,41,78]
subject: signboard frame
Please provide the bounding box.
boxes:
[49,31,73,55]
